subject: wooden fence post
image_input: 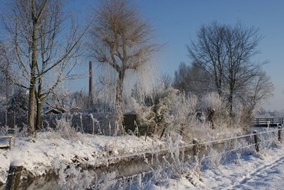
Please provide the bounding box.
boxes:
[278,125,282,142]
[5,161,23,190]
[253,130,259,152]
[193,138,199,157]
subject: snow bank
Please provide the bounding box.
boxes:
[0,131,164,185]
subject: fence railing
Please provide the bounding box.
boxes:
[254,117,284,127]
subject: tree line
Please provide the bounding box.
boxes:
[0,0,273,137]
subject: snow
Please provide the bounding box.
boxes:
[232,156,284,189]
[142,128,284,189]
[1,128,284,189]
[10,160,24,167]
[148,145,284,190]
[0,131,164,185]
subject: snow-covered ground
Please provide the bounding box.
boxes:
[146,146,284,190]
[149,141,284,189]
[1,127,284,189]
[0,130,165,188]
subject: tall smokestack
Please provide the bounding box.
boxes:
[89,61,93,105]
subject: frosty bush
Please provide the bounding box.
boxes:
[200,92,223,111]
[128,83,248,141]
[234,103,255,131]
[55,116,81,140]
[169,93,199,137]
[205,148,222,169]
[130,88,211,140]
[200,92,229,129]
[152,88,178,130]
[131,87,179,137]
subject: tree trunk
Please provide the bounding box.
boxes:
[228,86,234,128]
[27,75,36,136]
[35,75,43,130]
[228,92,233,119]
[214,67,222,97]
[115,70,125,135]
[35,98,42,131]
[27,16,38,137]
[228,81,234,120]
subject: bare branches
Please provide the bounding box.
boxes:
[88,0,155,72]
[3,0,85,134]
[88,0,157,133]
[187,22,273,118]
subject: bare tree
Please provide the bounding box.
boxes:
[88,0,156,134]
[187,23,272,118]
[4,0,85,135]
[239,70,274,126]
[33,0,84,130]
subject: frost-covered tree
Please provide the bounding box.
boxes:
[88,0,156,134]
[4,0,84,135]
[187,22,273,118]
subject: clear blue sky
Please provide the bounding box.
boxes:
[2,0,284,111]
[68,0,284,111]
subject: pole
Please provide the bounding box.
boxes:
[89,61,93,106]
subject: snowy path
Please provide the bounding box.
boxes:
[192,146,284,190]
[230,155,284,190]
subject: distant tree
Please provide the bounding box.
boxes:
[88,0,157,134]
[173,62,211,96]
[239,70,273,126]
[173,62,191,95]
[160,74,172,89]
[4,0,84,135]
[69,90,90,111]
[187,22,272,118]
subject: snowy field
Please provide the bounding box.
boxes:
[0,127,284,189]
[151,145,284,190]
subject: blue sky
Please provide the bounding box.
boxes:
[1,0,284,111]
[134,0,284,112]
[67,0,284,111]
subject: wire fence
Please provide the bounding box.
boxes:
[3,124,282,189]
[90,126,284,189]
